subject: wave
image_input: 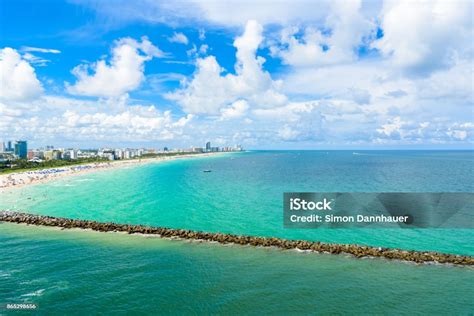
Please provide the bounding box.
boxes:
[21,289,45,297]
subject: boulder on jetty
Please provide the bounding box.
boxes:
[1,210,473,266]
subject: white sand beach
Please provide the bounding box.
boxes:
[0,153,220,190]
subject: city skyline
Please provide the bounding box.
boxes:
[0,139,239,151]
[0,0,473,149]
[0,138,242,163]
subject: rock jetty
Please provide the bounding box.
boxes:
[1,211,473,266]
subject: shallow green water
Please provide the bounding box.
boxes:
[1,151,473,314]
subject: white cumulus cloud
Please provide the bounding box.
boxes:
[272,0,374,67]
[67,37,164,97]
[166,20,287,114]
[374,0,473,75]
[0,47,43,101]
[220,99,249,120]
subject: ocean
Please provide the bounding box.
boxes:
[1,151,473,314]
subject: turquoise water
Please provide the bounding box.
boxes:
[1,151,473,254]
[1,151,473,314]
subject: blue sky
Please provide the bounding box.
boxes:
[0,0,473,149]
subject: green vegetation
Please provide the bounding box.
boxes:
[0,151,200,174]
[0,157,109,174]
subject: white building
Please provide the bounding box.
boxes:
[114,149,124,160]
[69,150,77,160]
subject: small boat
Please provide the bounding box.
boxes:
[203,169,212,173]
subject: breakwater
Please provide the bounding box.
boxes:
[1,211,473,266]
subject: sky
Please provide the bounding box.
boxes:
[0,0,473,149]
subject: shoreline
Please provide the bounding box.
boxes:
[0,152,224,190]
[1,211,473,266]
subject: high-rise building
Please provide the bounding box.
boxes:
[14,141,27,159]
[7,141,13,152]
[69,149,77,160]
[0,142,4,152]
[206,142,211,152]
